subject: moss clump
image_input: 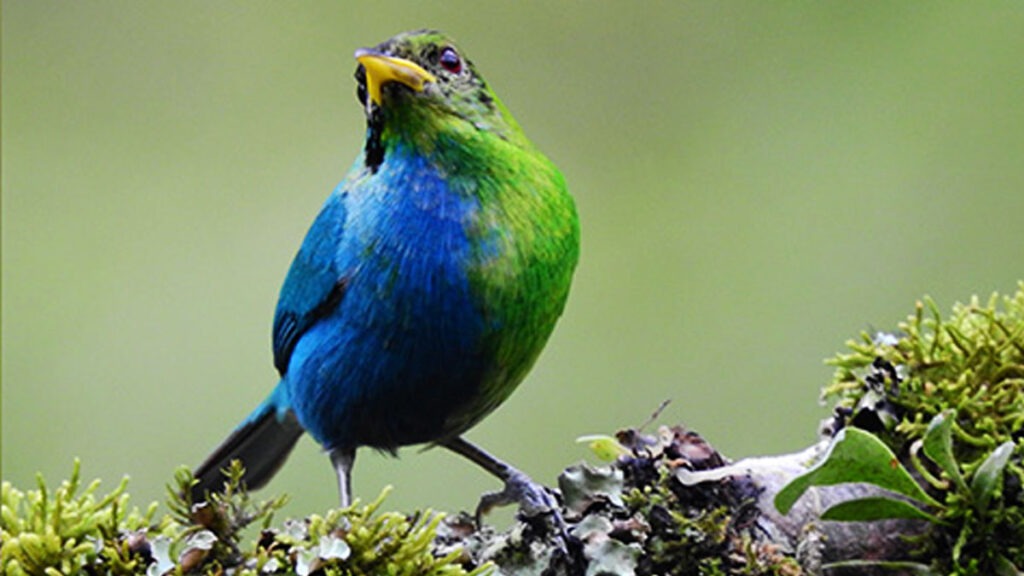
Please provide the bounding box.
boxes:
[1,461,489,575]
[826,285,1024,451]
[241,486,489,576]
[1,460,171,576]
[821,283,1024,574]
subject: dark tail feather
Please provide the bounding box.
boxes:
[192,402,304,503]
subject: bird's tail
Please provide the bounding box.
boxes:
[191,383,303,503]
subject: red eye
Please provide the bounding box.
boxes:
[439,47,462,74]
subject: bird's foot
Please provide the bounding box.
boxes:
[476,468,557,520]
[475,469,571,554]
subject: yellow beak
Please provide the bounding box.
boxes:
[354,49,437,106]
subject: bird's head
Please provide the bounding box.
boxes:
[353,30,525,156]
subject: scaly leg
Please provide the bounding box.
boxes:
[442,436,565,531]
[330,448,356,508]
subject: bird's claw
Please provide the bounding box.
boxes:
[475,470,571,552]
[475,469,555,520]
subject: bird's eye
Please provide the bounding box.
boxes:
[439,47,462,74]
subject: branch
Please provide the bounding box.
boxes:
[6,285,1024,575]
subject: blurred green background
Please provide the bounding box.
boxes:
[5,2,1024,519]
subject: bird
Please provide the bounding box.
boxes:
[191,30,579,519]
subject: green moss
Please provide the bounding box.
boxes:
[822,283,1024,574]
[1,460,173,576]
[827,286,1024,449]
[1,461,489,575]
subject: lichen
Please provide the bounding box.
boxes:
[559,426,801,576]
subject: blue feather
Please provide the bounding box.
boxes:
[280,144,488,451]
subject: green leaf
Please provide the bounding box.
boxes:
[820,497,939,523]
[970,440,1015,513]
[993,554,1022,576]
[775,428,941,515]
[576,435,629,462]
[922,410,967,493]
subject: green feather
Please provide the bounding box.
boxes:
[369,31,579,432]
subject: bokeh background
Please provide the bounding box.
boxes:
[5,3,1024,519]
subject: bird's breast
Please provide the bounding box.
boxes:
[286,139,576,450]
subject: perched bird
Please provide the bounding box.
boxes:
[192,30,579,517]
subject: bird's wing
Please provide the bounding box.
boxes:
[272,196,352,375]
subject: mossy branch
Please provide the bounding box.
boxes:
[7,283,1024,575]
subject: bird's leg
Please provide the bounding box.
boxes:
[442,436,565,530]
[329,447,356,508]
